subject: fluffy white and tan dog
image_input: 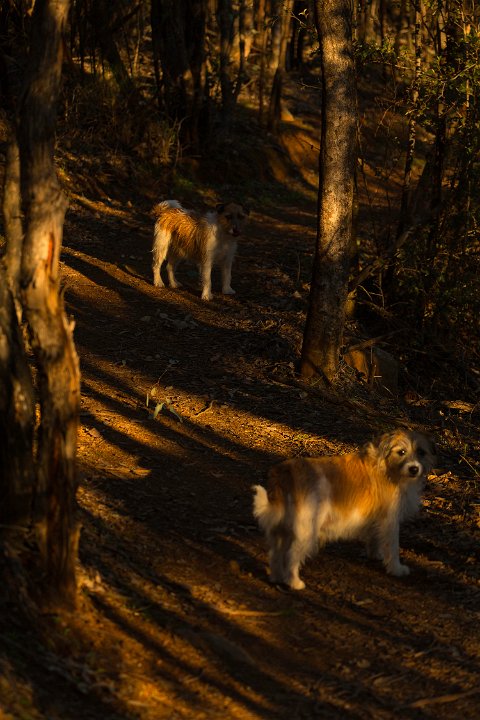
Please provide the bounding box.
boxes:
[152,199,249,301]
[253,429,436,590]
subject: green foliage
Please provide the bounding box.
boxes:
[353,37,399,68]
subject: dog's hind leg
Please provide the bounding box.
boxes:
[283,495,319,590]
[284,539,308,590]
[166,256,182,289]
[152,227,170,287]
[268,531,289,585]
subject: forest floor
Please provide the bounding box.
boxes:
[1,68,480,719]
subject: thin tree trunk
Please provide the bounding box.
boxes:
[398,0,421,234]
[217,0,235,127]
[233,0,248,102]
[300,0,357,382]
[151,0,164,111]
[91,0,140,99]
[267,0,294,134]
[256,0,268,125]
[17,0,81,608]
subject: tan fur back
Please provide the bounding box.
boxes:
[153,202,248,261]
[267,430,436,521]
[267,454,394,520]
[153,207,212,261]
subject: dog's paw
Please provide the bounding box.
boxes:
[201,291,213,301]
[288,578,306,590]
[387,563,410,577]
[153,279,165,288]
[222,287,236,295]
[170,280,182,289]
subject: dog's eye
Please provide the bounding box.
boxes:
[397,449,406,457]
[417,448,426,458]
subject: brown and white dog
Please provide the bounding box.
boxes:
[253,430,436,590]
[152,199,249,301]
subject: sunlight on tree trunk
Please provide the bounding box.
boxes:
[300,0,357,382]
[1,0,80,609]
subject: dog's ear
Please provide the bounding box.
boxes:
[366,431,396,472]
[371,431,395,457]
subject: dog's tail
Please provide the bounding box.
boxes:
[252,484,285,534]
[152,199,183,217]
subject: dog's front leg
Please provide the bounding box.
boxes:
[221,249,236,295]
[379,509,410,577]
[200,259,213,301]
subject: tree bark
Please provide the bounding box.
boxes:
[300,0,357,382]
[217,0,236,126]
[267,0,294,134]
[2,132,23,299]
[15,0,80,608]
[151,0,190,121]
[0,261,36,536]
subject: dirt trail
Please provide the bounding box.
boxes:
[48,184,479,720]
[2,72,479,719]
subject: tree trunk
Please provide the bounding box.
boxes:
[2,132,23,299]
[151,0,190,121]
[398,0,422,234]
[300,0,357,382]
[0,16,36,544]
[90,0,140,101]
[10,0,80,608]
[217,0,236,127]
[0,261,36,537]
[267,0,294,134]
[256,0,268,125]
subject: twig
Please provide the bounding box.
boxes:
[216,606,288,617]
[408,687,480,709]
[194,399,215,416]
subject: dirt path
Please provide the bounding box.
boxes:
[2,72,479,718]
[32,186,477,720]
